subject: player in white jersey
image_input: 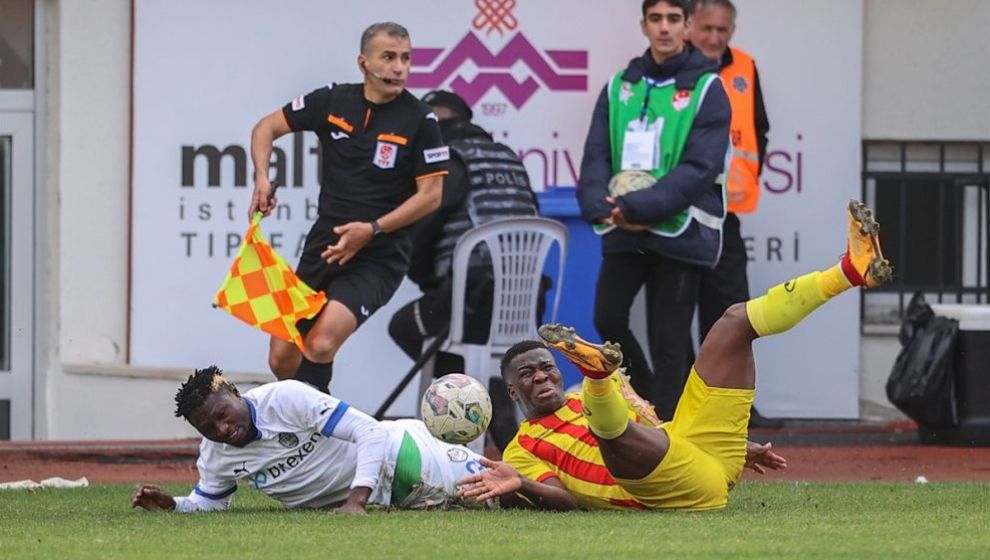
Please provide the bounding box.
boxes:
[131,366,491,515]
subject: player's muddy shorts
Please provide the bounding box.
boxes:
[383,419,497,510]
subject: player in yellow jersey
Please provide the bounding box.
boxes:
[459,200,891,510]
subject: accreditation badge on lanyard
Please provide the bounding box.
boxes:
[621,80,664,171]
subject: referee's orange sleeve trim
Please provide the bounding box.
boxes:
[416,170,449,180]
[327,114,354,133]
[377,133,408,146]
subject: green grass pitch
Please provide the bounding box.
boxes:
[1,482,988,559]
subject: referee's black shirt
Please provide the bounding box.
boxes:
[282,83,450,229]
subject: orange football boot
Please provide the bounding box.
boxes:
[538,323,623,379]
[841,199,894,288]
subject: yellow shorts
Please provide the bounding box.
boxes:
[615,369,754,511]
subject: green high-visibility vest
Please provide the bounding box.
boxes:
[595,70,727,237]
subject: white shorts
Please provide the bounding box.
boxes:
[381,419,495,510]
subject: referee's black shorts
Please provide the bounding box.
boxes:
[295,217,408,333]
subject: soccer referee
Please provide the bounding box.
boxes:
[247,22,450,393]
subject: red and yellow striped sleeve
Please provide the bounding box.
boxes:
[503,437,556,483]
[508,396,650,510]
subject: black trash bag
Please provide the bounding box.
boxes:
[886,292,959,427]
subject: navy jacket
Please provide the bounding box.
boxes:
[577,45,731,268]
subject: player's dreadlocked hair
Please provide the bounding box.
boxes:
[174,365,234,419]
[500,340,548,379]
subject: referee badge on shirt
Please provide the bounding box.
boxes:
[423,146,450,164]
[374,141,398,170]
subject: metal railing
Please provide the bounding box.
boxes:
[861,141,990,327]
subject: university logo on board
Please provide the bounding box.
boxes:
[672,90,692,111]
[408,0,588,113]
[374,141,398,169]
[733,76,749,93]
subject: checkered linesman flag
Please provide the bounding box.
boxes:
[212,213,327,350]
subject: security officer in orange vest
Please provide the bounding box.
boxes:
[689,0,779,427]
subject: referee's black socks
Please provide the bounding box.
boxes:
[295,358,333,394]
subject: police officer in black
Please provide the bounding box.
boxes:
[388,90,539,449]
[248,22,449,394]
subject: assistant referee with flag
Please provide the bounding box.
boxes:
[247,22,449,393]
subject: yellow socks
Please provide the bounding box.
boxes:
[746,265,851,337]
[581,375,630,440]
[818,263,854,298]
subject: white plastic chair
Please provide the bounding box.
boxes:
[418,217,568,402]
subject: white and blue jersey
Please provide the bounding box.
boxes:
[173,380,490,512]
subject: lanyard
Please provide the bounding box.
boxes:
[639,78,659,123]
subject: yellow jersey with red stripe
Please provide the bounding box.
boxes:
[502,386,659,511]
[503,370,754,511]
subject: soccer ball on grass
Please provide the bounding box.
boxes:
[420,373,492,444]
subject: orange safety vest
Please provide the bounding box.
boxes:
[721,47,761,214]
